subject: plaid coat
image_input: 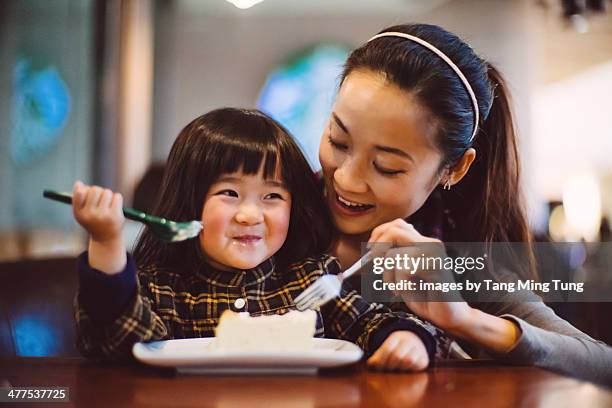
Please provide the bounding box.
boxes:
[75,252,452,361]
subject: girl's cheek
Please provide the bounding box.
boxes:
[270,205,291,237]
[279,211,291,234]
[201,202,230,234]
[203,219,224,239]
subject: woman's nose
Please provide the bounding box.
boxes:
[333,157,368,194]
[234,202,264,225]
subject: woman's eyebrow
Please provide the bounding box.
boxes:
[333,111,413,162]
[374,145,414,162]
[332,113,350,134]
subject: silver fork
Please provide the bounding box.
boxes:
[294,251,375,311]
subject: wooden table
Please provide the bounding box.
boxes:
[1,358,610,407]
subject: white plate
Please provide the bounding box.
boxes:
[132,338,363,375]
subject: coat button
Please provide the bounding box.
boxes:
[234,298,246,309]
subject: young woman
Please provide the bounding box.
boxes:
[319,23,612,384]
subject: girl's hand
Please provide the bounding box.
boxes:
[72,181,127,275]
[367,331,429,371]
[72,181,125,244]
[367,218,474,335]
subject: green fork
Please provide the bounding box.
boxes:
[43,189,203,242]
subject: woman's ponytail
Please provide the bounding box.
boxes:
[468,62,531,244]
[447,63,535,278]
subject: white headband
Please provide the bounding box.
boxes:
[367,32,480,142]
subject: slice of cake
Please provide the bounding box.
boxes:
[214,310,317,352]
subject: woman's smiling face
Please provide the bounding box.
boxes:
[319,69,444,236]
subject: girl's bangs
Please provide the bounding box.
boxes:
[211,136,282,181]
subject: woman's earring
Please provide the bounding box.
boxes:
[443,179,452,190]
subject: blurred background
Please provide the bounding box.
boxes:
[0,0,611,356]
[1,0,612,259]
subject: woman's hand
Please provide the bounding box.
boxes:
[72,181,127,274]
[368,219,522,354]
[367,218,473,335]
[367,331,429,371]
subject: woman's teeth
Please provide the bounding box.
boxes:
[337,195,373,211]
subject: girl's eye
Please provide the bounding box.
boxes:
[216,189,238,197]
[264,193,284,200]
[373,161,404,176]
[328,135,348,151]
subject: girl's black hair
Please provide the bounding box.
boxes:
[133,108,333,273]
[342,24,534,276]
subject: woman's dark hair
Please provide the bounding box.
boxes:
[341,24,534,276]
[133,108,333,273]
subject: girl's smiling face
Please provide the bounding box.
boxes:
[199,166,292,270]
[319,69,444,236]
